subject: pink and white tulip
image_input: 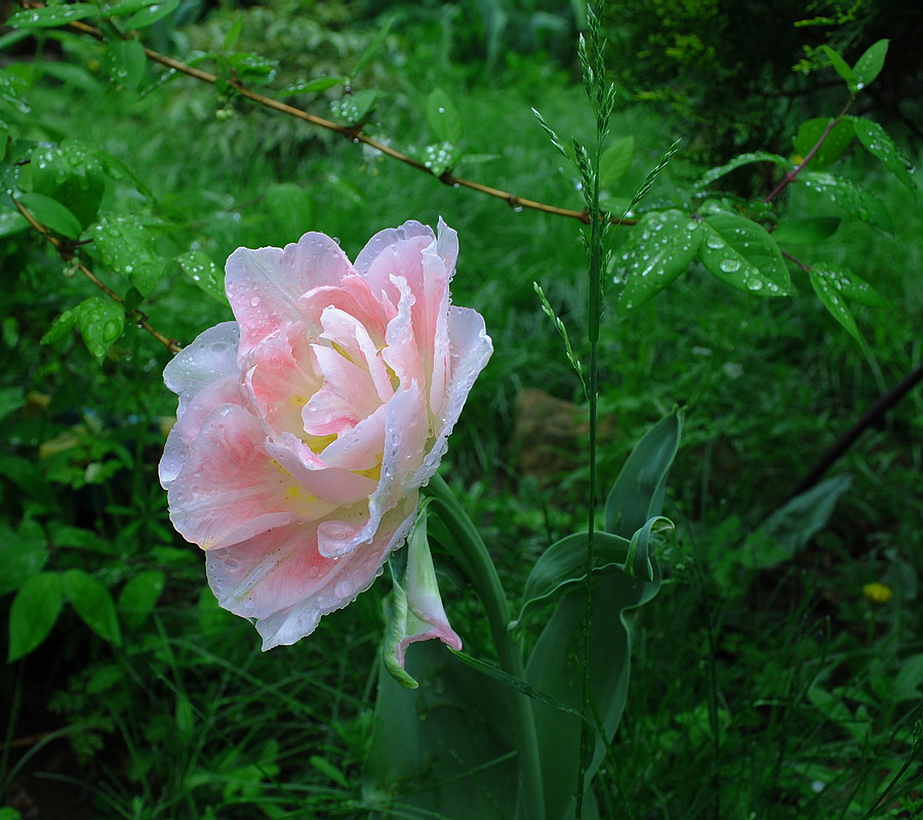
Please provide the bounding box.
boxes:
[159,219,491,653]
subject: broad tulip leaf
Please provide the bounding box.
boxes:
[8,572,63,662]
[604,407,683,539]
[75,296,125,362]
[175,250,226,303]
[800,171,892,231]
[853,39,889,90]
[16,192,82,239]
[0,520,47,597]
[599,135,635,188]
[63,568,122,645]
[117,569,165,630]
[6,4,99,28]
[618,210,702,310]
[700,211,790,296]
[772,216,840,244]
[792,117,854,170]
[363,642,518,817]
[426,88,462,144]
[849,116,916,191]
[511,531,631,631]
[739,475,852,570]
[92,214,164,296]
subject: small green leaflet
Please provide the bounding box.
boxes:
[92,214,164,296]
[852,39,889,90]
[820,45,858,92]
[17,192,82,239]
[599,135,635,188]
[793,118,854,170]
[699,211,791,296]
[426,88,462,144]
[698,151,789,187]
[772,217,840,244]
[810,265,886,346]
[8,572,64,662]
[62,568,122,646]
[175,250,226,303]
[105,39,147,91]
[6,4,99,28]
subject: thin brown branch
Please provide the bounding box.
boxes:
[12,197,183,354]
[65,20,636,227]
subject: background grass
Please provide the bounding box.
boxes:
[1,2,921,818]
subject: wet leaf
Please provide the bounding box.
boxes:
[853,39,889,90]
[6,4,99,28]
[699,211,791,296]
[426,88,462,144]
[75,296,125,362]
[17,192,82,239]
[793,118,854,171]
[849,116,916,191]
[175,250,226,303]
[800,171,892,231]
[92,214,164,296]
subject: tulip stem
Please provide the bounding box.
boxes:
[424,473,546,820]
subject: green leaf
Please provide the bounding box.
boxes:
[40,307,79,346]
[0,67,30,114]
[309,755,350,789]
[792,117,854,170]
[222,16,244,52]
[809,270,863,344]
[363,642,518,817]
[279,76,344,95]
[125,0,179,29]
[849,116,916,191]
[8,572,64,662]
[811,264,886,307]
[800,171,892,231]
[772,216,840,244]
[698,151,790,187]
[0,520,48,597]
[700,211,791,296]
[16,192,82,239]
[604,407,684,538]
[105,39,147,91]
[618,209,701,310]
[6,4,99,28]
[117,569,165,630]
[92,214,164,295]
[852,39,889,90]
[227,52,277,84]
[625,516,674,581]
[75,296,125,362]
[30,140,106,229]
[62,568,122,646]
[511,531,632,630]
[820,45,858,92]
[0,206,28,239]
[739,475,852,570]
[0,386,26,424]
[329,90,378,125]
[426,88,462,144]
[599,135,635,188]
[175,250,226,303]
[421,141,459,176]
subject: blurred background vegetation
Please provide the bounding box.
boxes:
[1,0,921,817]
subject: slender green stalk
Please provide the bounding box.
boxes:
[424,473,545,820]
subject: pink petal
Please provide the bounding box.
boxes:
[226,233,353,356]
[168,405,336,550]
[164,322,240,418]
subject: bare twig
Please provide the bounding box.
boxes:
[13,197,183,354]
[64,20,637,227]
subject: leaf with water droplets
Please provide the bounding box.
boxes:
[699,211,790,297]
[41,307,79,346]
[420,141,459,176]
[852,39,889,91]
[175,250,226,303]
[848,116,916,191]
[104,38,147,91]
[329,89,378,126]
[697,151,789,188]
[617,210,701,310]
[124,0,180,30]
[31,139,106,229]
[799,171,892,231]
[426,88,462,145]
[75,296,125,363]
[808,269,864,345]
[811,264,886,308]
[92,214,164,296]
[6,4,99,29]
[772,216,841,244]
